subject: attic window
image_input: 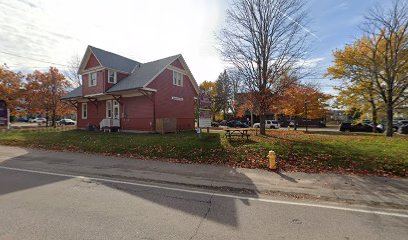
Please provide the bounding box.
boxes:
[173,71,183,87]
[108,70,117,84]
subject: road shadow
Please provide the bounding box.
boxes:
[0,146,259,228]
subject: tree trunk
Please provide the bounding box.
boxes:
[259,114,266,135]
[45,111,49,127]
[250,110,253,127]
[370,102,378,133]
[385,102,393,137]
[52,109,56,128]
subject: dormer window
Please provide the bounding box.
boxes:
[108,70,117,84]
[89,72,97,86]
[173,71,183,87]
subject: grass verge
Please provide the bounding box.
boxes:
[0,129,406,177]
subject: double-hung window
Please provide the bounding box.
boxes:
[81,103,87,119]
[89,72,97,86]
[106,100,119,119]
[173,71,183,87]
[108,70,117,84]
[106,101,112,118]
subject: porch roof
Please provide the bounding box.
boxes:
[61,86,82,100]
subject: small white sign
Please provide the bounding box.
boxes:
[199,118,211,128]
[172,96,184,101]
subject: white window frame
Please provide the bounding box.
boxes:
[106,100,112,118]
[81,103,88,119]
[108,70,117,84]
[89,72,97,87]
[173,71,183,87]
[112,100,120,119]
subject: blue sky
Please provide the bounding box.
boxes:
[0,0,394,94]
[306,0,393,92]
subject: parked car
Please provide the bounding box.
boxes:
[218,120,228,126]
[211,121,219,127]
[396,120,408,128]
[16,117,28,122]
[226,120,248,128]
[339,122,383,133]
[253,120,280,129]
[29,118,47,123]
[398,124,408,134]
[59,119,76,125]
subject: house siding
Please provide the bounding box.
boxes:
[147,68,196,130]
[82,70,105,96]
[77,95,155,131]
[105,70,129,92]
[85,53,100,69]
[77,101,107,129]
[171,59,184,70]
[121,95,154,131]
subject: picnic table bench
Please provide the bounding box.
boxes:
[224,128,250,140]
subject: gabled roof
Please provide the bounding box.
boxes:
[107,54,180,93]
[78,45,140,74]
[64,46,200,100]
[61,86,82,100]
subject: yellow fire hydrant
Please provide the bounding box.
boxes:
[268,150,277,170]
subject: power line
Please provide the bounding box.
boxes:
[4,64,67,69]
[0,50,70,67]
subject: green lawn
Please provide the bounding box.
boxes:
[0,129,407,177]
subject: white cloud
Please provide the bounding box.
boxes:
[0,0,228,82]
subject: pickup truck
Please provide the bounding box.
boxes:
[253,120,280,129]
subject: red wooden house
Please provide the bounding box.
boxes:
[62,46,199,132]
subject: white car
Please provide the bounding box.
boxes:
[59,119,76,125]
[29,118,47,123]
[253,120,280,129]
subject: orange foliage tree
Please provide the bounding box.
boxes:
[276,84,331,123]
[25,67,74,126]
[0,65,25,115]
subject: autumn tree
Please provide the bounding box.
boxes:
[336,80,382,130]
[235,91,258,126]
[0,65,25,115]
[276,84,331,124]
[218,0,312,135]
[26,67,73,127]
[326,41,383,131]
[327,0,408,136]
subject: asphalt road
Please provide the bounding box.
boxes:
[1,167,407,240]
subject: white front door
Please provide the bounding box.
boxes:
[113,100,120,119]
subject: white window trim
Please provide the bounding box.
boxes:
[106,100,112,118]
[112,100,120,119]
[108,70,117,84]
[172,71,183,87]
[81,103,88,119]
[88,72,97,87]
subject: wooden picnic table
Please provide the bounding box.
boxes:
[224,128,250,140]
